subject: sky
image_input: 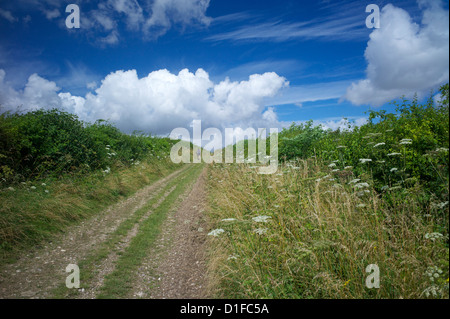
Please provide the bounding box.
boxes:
[0,0,449,144]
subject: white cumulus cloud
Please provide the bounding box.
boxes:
[344,0,449,106]
[0,68,288,137]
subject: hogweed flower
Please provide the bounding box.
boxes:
[431,201,449,209]
[373,143,385,148]
[422,285,440,298]
[359,158,372,164]
[208,229,225,237]
[387,153,402,156]
[400,139,412,145]
[425,232,443,241]
[390,167,398,172]
[254,228,268,235]
[425,266,443,282]
[252,216,272,223]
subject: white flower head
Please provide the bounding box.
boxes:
[252,215,272,223]
[254,228,268,235]
[425,232,443,241]
[221,218,237,222]
[359,159,372,164]
[207,229,225,237]
[373,143,386,148]
[354,182,370,189]
[387,153,402,156]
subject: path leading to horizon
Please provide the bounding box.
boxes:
[0,164,209,299]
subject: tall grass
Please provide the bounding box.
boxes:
[205,86,449,299]
[206,159,449,298]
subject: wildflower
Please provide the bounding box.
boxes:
[337,145,346,149]
[356,204,366,208]
[422,285,440,298]
[332,169,340,172]
[354,182,370,189]
[30,186,36,190]
[254,228,268,235]
[377,160,386,164]
[252,216,271,223]
[425,266,443,282]
[348,179,361,184]
[400,139,412,145]
[328,163,337,168]
[344,166,353,170]
[390,167,398,172]
[387,153,402,156]
[389,186,402,191]
[436,147,449,153]
[7,187,15,191]
[373,143,385,148]
[359,159,372,164]
[356,190,370,197]
[343,279,351,287]
[41,183,46,186]
[103,167,111,174]
[207,229,225,237]
[381,185,389,191]
[431,201,449,209]
[44,190,49,193]
[227,255,239,260]
[425,232,443,241]
[221,218,237,222]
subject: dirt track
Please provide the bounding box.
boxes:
[0,165,209,299]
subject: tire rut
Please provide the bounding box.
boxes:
[0,165,189,299]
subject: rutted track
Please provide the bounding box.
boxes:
[0,164,209,299]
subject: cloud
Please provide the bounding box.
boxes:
[43,8,60,20]
[206,1,370,43]
[0,68,288,136]
[344,1,449,106]
[0,8,18,22]
[143,0,212,38]
[82,0,211,43]
[0,70,61,111]
[265,80,353,106]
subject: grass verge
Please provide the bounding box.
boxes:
[0,157,181,265]
[205,161,449,299]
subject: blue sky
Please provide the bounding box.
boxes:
[0,0,448,138]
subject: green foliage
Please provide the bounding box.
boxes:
[278,84,449,198]
[0,108,177,184]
